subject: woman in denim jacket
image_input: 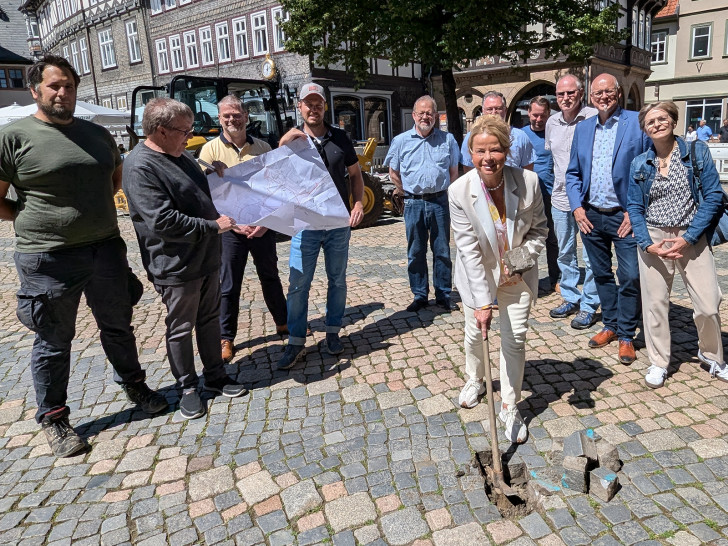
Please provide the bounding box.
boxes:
[627,101,726,389]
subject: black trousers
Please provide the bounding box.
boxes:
[219,230,287,341]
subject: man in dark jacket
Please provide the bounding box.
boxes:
[122,98,247,420]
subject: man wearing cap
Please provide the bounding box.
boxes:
[275,83,364,370]
[385,95,460,313]
[199,95,288,363]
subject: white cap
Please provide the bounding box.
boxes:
[299,82,326,102]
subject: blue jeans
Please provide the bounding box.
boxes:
[287,227,350,345]
[551,207,599,313]
[403,193,452,302]
[581,207,641,340]
[14,237,145,422]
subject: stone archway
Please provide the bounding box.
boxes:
[626,84,641,112]
[510,81,558,125]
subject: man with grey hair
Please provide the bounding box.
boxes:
[545,74,600,330]
[123,97,247,420]
[0,55,167,457]
[460,91,536,172]
[385,95,460,313]
[198,95,287,363]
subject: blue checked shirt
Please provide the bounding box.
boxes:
[589,109,621,209]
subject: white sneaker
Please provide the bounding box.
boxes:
[498,404,528,444]
[698,351,728,383]
[459,378,485,408]
[644,365,667,389]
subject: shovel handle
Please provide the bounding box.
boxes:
[482,336,504,475]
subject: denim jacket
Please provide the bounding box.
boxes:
[627,137,723,251]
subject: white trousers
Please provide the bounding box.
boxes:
[638,227,723,369]
[463,280,532,405]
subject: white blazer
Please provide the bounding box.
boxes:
[448,166,548,309]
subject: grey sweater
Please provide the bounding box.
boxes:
[122,143,221,285]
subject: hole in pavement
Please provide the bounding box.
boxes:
[474,450,537,518]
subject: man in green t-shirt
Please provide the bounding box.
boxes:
[0,55,167,458]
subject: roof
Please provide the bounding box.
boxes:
[655,0,678,18]
[0,45,32,64]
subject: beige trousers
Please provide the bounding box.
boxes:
[638,226,723,369]
[463,280,532,405]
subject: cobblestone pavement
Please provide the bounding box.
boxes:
[1,214,728,546]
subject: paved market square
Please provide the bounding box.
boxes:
[1,215,727,546]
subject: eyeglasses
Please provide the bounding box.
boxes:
[591,89,617,98]
[556,90,578,98]
[483,107,505,114]
[166,126,194,137]
[645,117,673,129]
[414,111,435,119]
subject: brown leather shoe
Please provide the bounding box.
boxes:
[588,328,617,348]
[618,340,636,365]
[221,340,235,362]
[276,324,289,336]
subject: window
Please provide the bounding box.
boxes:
[126,20,142,63]
[98,29,117,69]
[691,24,712,58]
[27,19,39,38]
[180,0,191,4]
[0,69,24,88]
[117,95,128,111]
[632,7,638,46]
[252,11,268,56]
[71,42,80,74]
[170,35,184,71]
[70,0,77,13]
[651,31,666,63]
[102,98,113,109]
[184,31,198,67]
[216,23,231,62]
[150,0,162,15]
[164,0,176,8]
[638,10,645,49]
[332,93,392,144]
[272,8,288,52]
[200,27,214,65]
[79,37,90,73]
[232,17,248,59]
[156,39,169,73]
[686,98,723,135]
[62,0,70,19]
[63,45,70,61]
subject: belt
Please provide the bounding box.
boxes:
[405,190,447,200]
[587,203,622,214]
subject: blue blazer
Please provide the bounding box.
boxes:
[565,108,652,212]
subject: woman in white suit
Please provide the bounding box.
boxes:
[449,115,547,443]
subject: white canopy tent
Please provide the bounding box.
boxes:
[0,100,127,127]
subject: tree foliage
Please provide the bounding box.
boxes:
[281,0,629,138]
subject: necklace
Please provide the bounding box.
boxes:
[657,141,677,169]
[484,176,504,192]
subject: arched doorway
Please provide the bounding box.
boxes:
[511,82,557,125]
[626,85,641,112]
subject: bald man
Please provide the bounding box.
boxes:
[565,73,651,366]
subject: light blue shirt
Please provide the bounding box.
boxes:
[385,127,459,194]
[697,125,713,141]
[460,126,536,169]
[589,109,621,209]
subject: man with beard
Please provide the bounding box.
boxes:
[385,95,460,312]
[0,55,167,457]
[275,83,364,370]
[198,95,287,363]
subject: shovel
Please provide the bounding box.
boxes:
[482,335,519,500]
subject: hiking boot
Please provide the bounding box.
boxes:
[179,389,205,420]
[570,310,596,330]
[204,376,248,398]
[41,407,88,458]
[123,381,168,415]
[549,300,578,319]
[276,344,306,370]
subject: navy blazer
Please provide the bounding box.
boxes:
[565,108,652,212]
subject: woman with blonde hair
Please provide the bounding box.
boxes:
[449,115,547,442]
